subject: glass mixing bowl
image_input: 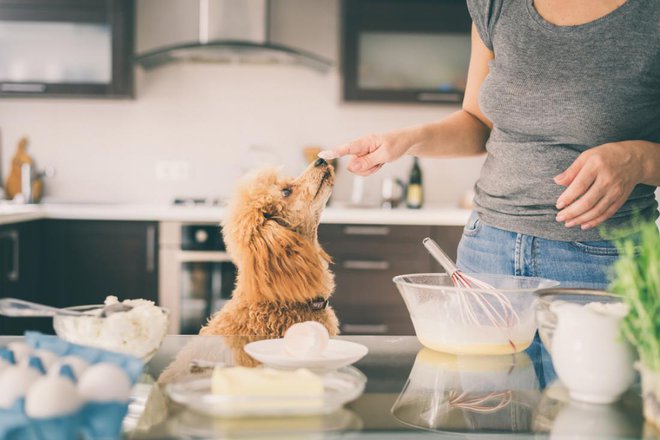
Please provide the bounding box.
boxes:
[53,304,169,362]
[393,273,559,355]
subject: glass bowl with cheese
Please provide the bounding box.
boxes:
[394,273,558,355]
[53,296,169,362]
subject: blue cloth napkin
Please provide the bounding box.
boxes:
[23,332,144,384]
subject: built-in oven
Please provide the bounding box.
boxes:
[159,222,235,334]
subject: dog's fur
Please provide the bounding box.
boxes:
[200,160,339,339]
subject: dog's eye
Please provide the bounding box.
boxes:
[281,187,292,198]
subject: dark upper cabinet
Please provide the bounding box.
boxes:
[0,220,52,335]
[0,0,134,98]
[40,220,158,308]
[342,0,471,104]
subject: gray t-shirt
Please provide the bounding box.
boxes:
[467,0,659,241]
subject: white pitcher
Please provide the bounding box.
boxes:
[550,301,636,404]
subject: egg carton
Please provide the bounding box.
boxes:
[0,332,144,440]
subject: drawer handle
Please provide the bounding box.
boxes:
[343,226,390,236]
[342,260,390,271]
[417,92,461,102]
[1,83,46,93]
[146,225,156,273]
[0,230,19,282]
[342,324,388,334]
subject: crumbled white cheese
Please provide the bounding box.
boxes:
[55,296,168,360]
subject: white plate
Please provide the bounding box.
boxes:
[166,367,366,418]
[244,339,368,370]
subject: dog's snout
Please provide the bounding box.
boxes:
[314,158,327,167]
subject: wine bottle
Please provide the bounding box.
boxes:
[406,157,423,209]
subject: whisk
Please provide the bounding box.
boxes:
[448,390,513,414]
[422,238,520,349]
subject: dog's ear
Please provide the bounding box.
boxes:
[240,220,328,303]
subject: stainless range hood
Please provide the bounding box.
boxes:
[134,0,332,73]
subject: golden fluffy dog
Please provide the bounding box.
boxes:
[200,158,339,339]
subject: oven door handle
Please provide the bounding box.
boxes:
[176,251,232,263]
[146,225,156,273]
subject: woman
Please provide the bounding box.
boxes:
[320,0,660,289]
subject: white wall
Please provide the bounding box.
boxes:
[0,63,485,205]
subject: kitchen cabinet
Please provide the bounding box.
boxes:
[0,0,134,98]
[319,224,463,335]
[0,220,51,335]
[40,220,158,308]
[342,0,471,104]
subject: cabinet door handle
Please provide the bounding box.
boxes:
[0,230,19,282]
[342,324,388,334]
[342,260,390,271]
[417,92,461,102]
[1,83,46,93]
[146,225,156,273]
[343,226,390,236]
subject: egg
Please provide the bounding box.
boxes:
[49,356,89,380]
[283,321,330,358]
[25,376,82,418]
[78,363,132,402]
[0,357,11,372]
[8,342,32,363]
[0,365,41,408]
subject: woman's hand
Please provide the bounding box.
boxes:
[318,110,492,176]
[319,128,421,176]
[554,141,647,230]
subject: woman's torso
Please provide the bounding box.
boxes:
[468,0,660,241]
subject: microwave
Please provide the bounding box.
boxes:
[342,0,471,104]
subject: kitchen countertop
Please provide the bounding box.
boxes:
[0,335,650,439]
[0,203,471,226]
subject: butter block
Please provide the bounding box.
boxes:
[210,367,325,415]
[211,367,323,397]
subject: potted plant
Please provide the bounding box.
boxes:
[610,220,659,429]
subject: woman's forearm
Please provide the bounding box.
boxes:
[634,140,660,186]
[406,109,490,158]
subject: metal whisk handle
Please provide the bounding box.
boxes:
[423,237,459,276]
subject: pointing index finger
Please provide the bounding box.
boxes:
[318,144,354,161]
[318,138,374,161]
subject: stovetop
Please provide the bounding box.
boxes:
[172,197,227,207]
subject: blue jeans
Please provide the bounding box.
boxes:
[456,212,620,290]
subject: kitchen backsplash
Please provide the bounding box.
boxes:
[0,63,485,205]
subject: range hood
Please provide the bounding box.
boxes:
[134,0,332,73]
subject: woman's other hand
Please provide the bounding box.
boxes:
[318,129,419,176]
[554,141,650,230]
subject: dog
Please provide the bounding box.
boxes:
[200,158,339,341]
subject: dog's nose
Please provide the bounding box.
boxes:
[314,158,327,167]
